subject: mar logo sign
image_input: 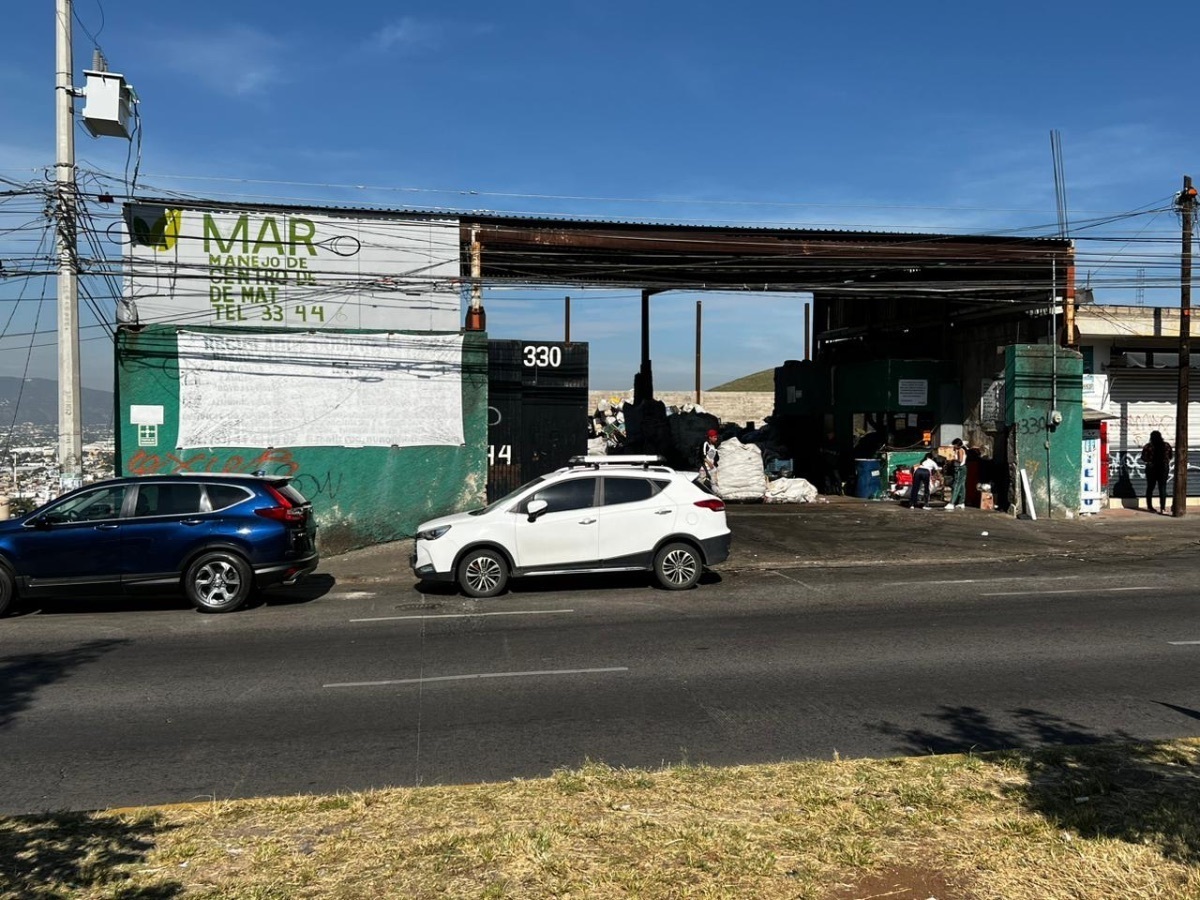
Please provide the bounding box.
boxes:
[129,206,182,252]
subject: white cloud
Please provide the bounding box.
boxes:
[369,17,442,54]
[155,27,286,97]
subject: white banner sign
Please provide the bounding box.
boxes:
[125,205,461,330]
[176,331,465,449]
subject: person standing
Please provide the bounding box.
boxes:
[1141,430,1173,514]
[945,438,968,510]
[699,429,721,489]
[910,453,939,509]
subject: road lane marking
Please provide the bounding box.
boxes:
[331,591,378,600]
[350,609,574,623]
[767,570,813,588]
[1168,641,1200,645]
[980,586,1155,597]
[886,575,1083,587]
[324,666,628,689]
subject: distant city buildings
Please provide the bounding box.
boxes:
[1,424,115,513]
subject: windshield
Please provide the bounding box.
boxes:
[469,475,547,516]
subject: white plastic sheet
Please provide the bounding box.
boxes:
[764,477,819,503]
[176,330,465,448]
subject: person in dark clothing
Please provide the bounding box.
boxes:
[1141,430,1173,514]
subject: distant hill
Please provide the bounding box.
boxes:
[0,377,114,428]
[709,369,774,392]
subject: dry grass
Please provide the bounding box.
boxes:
[3,739,1200,899]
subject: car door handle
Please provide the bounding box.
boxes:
[578,517,597,525]
[654,509,673,515]
[95,523,119,531]
[180,519,204,526]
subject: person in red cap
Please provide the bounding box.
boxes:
[699,428,721,488]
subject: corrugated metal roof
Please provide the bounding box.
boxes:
[127,196,1069,247]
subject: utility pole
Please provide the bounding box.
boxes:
[55,0,83,494]
[694,300,702,404]
[1173,176,1197,516]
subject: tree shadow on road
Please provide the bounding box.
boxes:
[877,704,1200,865]
[0,638,128,731]
[0,810,182,899]
[1,639,183,898]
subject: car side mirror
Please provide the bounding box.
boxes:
[526,499,549,522]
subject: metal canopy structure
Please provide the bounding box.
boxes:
[459,214,1074,397]
[459,214,1072,299]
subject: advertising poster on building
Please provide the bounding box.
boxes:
[124,204,461,331]
[175,331,466,449]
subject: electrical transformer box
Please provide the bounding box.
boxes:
[82,70,133,139]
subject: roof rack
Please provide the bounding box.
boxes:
[566,454,666,470]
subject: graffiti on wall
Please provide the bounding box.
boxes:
[124,447,346,502]
[1108,448,1200,498]
[126,447,300,477]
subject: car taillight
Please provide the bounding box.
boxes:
[694,499,725,512]
[256,485,307,523]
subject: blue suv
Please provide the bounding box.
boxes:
[0,474,318,615]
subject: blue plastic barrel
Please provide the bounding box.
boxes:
[855,458,882,499]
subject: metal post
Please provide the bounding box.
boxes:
[634,288,654,403]
[1173,176,1196,516]
[464,226,486,331]
[564,295,570,343]
[804,301,810,361]
[55,0,83,494]
[694,300,702,404]
[640,289,651,368]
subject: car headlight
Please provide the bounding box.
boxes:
[416,525,452,541]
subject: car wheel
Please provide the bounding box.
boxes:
[0,566,14,618]
[654,542,701,590]
[457,548,509,599]
[185,551,252,613]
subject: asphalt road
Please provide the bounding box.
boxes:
[2,551,1199,814]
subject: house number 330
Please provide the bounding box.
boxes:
[523,345,562,367]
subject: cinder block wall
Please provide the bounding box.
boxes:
[590,391,775,427]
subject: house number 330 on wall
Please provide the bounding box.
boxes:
[523,345,562,367]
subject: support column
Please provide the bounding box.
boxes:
[634,288,654,403]
[56,0,83,494]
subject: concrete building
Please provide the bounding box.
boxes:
[1075,304,1200,507]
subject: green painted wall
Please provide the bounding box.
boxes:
[831,359,952,448]
[114,325,489,554]
[1004,344,1083,519]
[833,359,948,413]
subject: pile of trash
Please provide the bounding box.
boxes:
[586,396,818,503]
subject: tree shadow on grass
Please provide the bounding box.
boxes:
[877,704,1200,865]
[0,810,182,899]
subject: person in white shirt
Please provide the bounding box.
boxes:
[910,453,939,509]
[699,429,720,488]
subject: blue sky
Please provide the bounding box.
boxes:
[1,1,1197,392]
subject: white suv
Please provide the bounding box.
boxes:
[411,456,732,598]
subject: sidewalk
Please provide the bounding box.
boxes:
[317,496,1200,586]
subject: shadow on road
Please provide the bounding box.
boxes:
[0,638,128,731]
[258,572,335,606]
[25,576,333,616]
[0,810,181,899]
[415,570,723,598]
[879,704,1200,865]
